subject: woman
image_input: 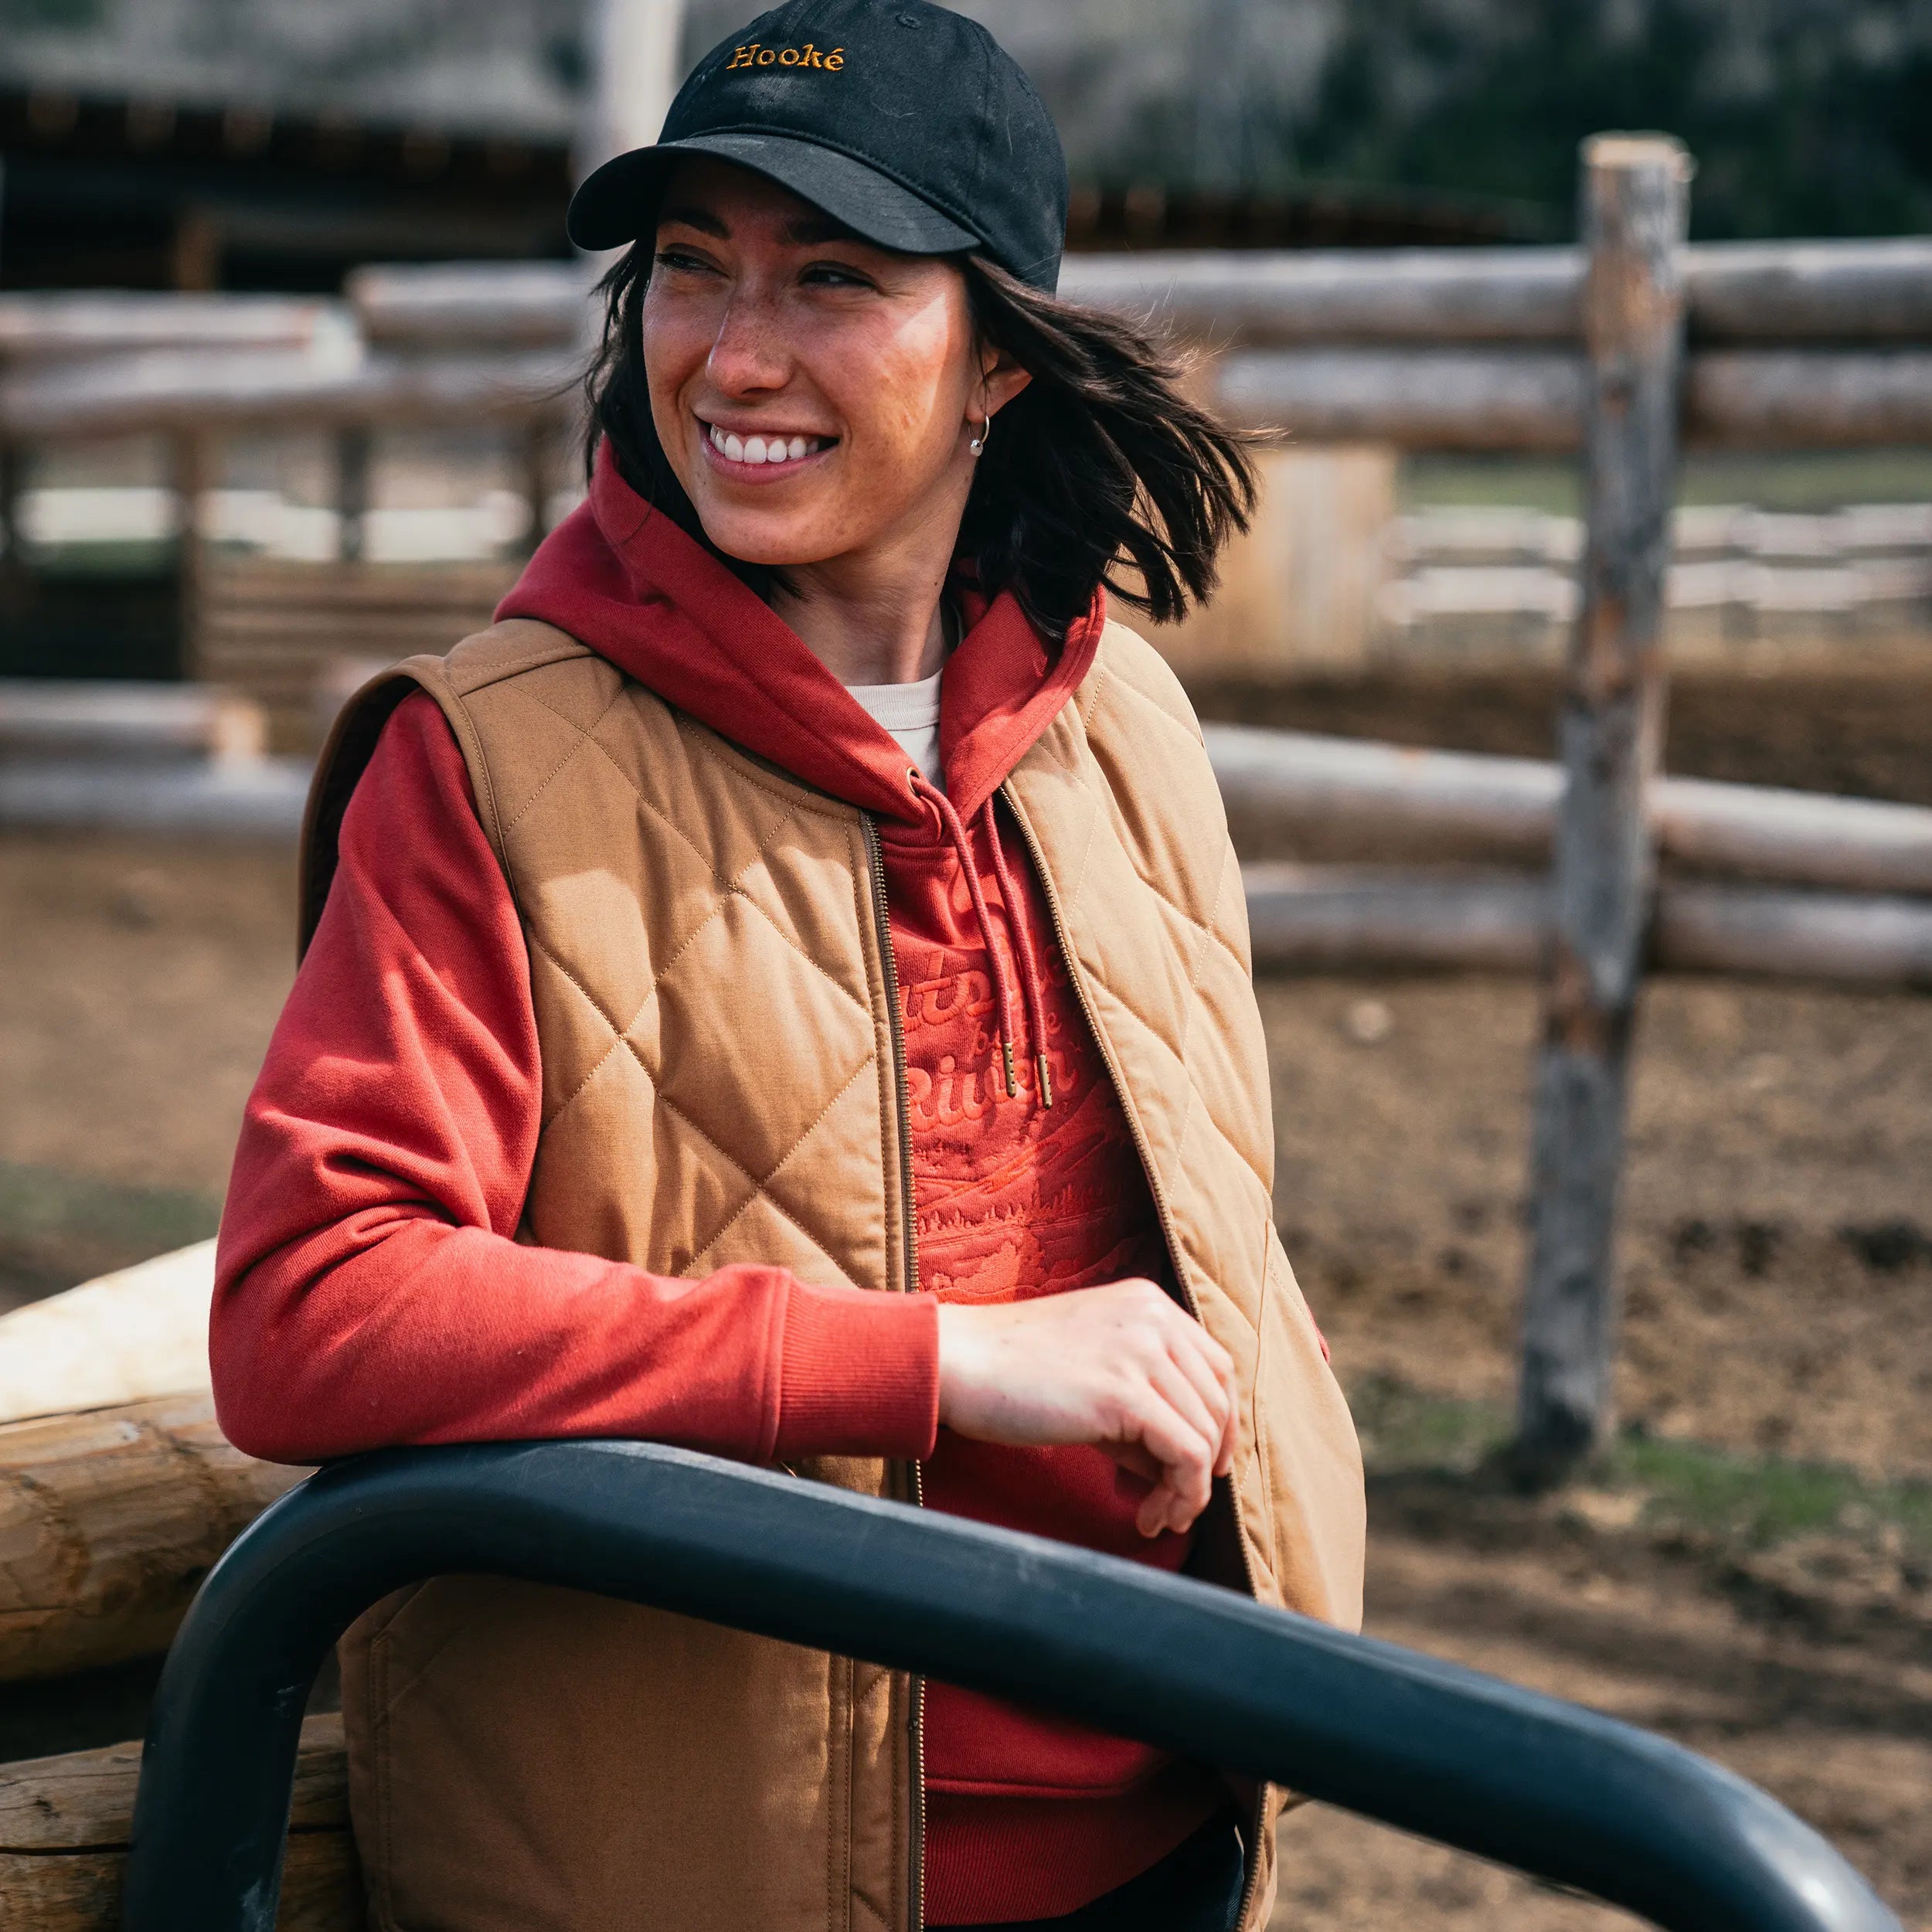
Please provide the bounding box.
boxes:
[213,4,1364,1929]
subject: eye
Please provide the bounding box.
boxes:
[801,260,874,289]
[652,246,716,275]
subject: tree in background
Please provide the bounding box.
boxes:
[1286,0,1932,239]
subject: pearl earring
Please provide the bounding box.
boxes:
[968,420,988,456]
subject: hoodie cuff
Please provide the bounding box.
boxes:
[774,1282,940,1461]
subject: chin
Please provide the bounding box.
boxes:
[692,502,845,570]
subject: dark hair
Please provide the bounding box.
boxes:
[581,243,1259,642]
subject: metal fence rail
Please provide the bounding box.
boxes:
[123,1438,1897,1932]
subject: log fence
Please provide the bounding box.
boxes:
[2,135,1930,1476]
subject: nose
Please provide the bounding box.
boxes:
[705,284,791,397]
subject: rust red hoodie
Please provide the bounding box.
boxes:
[213,446,1224,1923]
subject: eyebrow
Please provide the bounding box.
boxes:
[655,203,871,250]
[656,202,729,238]
[784,211,867,247]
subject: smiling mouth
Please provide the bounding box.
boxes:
[702,420,835,469]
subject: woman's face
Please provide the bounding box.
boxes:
[640,157,1025,570]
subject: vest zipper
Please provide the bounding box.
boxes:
[998,784,1270,1932]
[862,813,927,1932]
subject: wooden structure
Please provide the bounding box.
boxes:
[1515,138,1691,1480]
[194,556,518,742]
[3,150,1932,1466]
[0,1715,355,1931]
[0,1393,300,1684]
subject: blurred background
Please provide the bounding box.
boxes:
[2,3,1929,1929]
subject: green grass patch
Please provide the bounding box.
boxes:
[1401,449,1932,515]
[1349,1375,1932,1561]
[0,1162,219,1289]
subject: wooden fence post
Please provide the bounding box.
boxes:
[333,426,371,564]
[170,430,210,681]
[1512,134,1693,1485]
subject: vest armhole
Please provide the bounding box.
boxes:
[299,670,426,960]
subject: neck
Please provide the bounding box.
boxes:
[767,520,958,687]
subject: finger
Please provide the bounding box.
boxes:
[1124,1395,1214,1526]
[1148,1351,1223,1464]
[1106,1440,1165,1485]
[1137,1472,1202,1538]
[1163,1329,1235,1459]
[1159,1321,1238,1481]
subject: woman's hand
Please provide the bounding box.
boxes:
[935,1279,1238,1539]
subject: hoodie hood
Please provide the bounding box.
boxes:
[495,442,1104,828]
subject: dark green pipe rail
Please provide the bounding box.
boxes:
[121,1438,1900,1932]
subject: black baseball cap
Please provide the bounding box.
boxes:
[566,0,1068,291]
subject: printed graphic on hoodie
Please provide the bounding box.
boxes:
[886,826,1168,1310]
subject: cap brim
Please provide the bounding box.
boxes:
[567,131,981,257]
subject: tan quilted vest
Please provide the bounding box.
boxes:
[304,615,1364,1932]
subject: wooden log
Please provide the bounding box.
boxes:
[0,685,264,763]
[1205,724,1932,895]
[4,335,1923,455]
[1063,247,1587,344]
[0,1394,304,1682]
[334,240,1932,352]
[0,1713,359,1931]
[348,260,596,348]
[1515,135,1692,1485]
[1651,774,1932,896]
[1216,344,1932,451]
[0,294,339,365]
[332,428,372,566]
[0,757,311,839]
[0,347,579,442]
[1654,881,1932,985]
[1242,866,1932,985]
[0,1243,216,1426]
[1244,866,1547,971]
[1069,238,1932,345]
[1209,726,1560,859]
[1685,237,1932,343]
[1685,349,1932,449]
[1216,347,1584,451]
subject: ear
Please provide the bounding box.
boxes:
[978,342,1032,418]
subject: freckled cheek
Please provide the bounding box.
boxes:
[640,304,713,440]
[824,332,964,468]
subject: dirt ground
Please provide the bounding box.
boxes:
[2,661,1927,1927]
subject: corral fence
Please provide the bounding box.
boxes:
[2,134,1930,1478]
[124,1436,1899,1932]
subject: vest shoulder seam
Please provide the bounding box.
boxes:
[439,620,598,699]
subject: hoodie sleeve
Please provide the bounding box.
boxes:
[212,692,939,1468]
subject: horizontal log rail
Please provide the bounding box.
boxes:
[1242,866,1932,985]
[0,294,343,364]
[124,1438,1899,1932]
[1215,347,1932,450]
[7,341,1923,452]
[0,345,579,442]
[0,1715,352,1932]
[1206,726,1932,896]
[0,1395,302,1685]
[339,238,1932,350]
[1066,237,1932,345]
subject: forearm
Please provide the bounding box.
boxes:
[213,1211,937,1465]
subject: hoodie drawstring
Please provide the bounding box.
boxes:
[909,774,1053,1107]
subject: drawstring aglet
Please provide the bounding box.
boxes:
[1002,1039,1018,1098]
[1036,1053,1053,1108]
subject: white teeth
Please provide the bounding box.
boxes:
[709,425,825,464]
